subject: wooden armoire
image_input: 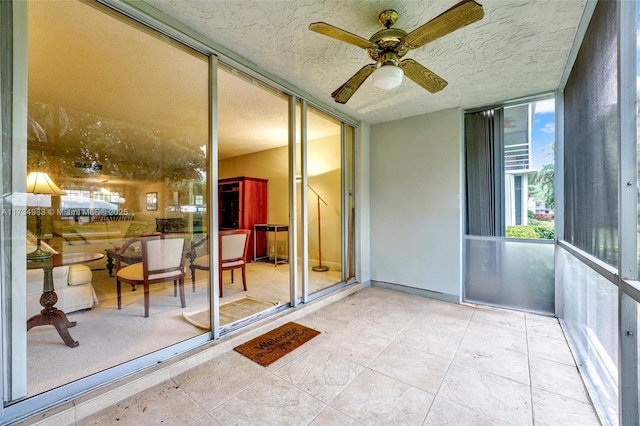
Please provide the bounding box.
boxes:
[218,176,268,262]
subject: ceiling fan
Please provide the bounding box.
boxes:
[308,0,484,104]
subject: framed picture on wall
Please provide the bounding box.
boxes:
[146,192,157,211]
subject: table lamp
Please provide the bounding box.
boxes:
[26,171,65,262]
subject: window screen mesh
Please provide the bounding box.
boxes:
[564,0,619,268]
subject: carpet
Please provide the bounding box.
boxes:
[233,322,320,367]
[182,296,278,329]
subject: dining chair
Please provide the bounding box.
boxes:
[189,229,251,297]
[115,233,188,317]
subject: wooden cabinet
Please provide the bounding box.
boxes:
[218,176,267,262]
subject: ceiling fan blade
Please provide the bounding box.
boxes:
[331,64,377,104]
[309,22,373,49]
[399,59,448,93]
[402,0,484,49]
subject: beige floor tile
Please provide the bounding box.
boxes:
[348,309,419,337]
[461,320,528,354]
[395,321,465,361]
[531,387,601,426]
[173,351,270,412]
[264,339,316,371]
[454,341,530,385]
[310,406,362,425]
[369,342,450,394]
[274,346,364,403]
[78,380,210,426]
[417,302,474,329]
[529,356,591,403]
[424,396,512,426]
[188,414,223,425]
[330,369,434,425]
[210,374,326,425]
[438,362,532,426]
[426,298,476,320]
[314,326,391,366]
[525,314,566,341]
[471,306,527,333]
[527,333,576,366]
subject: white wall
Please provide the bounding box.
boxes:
[370,108,463,298]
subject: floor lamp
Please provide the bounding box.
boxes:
[307,185,329,272]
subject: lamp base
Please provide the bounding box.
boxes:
[312,265,329,272]
[27,248,53,263]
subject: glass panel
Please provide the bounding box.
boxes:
[306,106,343,294]
[217,64,291,314]
[465,238,554,314]
[559,246,618,424]
[505,99,555,240]
[564,0,619,267]
[25,0,209,398]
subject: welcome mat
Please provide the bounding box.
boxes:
[234,322,320,367]
[182,296,278,329]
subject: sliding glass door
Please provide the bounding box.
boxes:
[2,0,358,420]
[216,63,291,320]
[15,0,210,401]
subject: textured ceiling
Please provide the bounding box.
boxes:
[144,0,587,125]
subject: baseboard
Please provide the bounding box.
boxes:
[370,280,460,304]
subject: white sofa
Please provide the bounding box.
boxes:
[26,264,97,318]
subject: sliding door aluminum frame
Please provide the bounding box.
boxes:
[554,0,639,423]
[463,92,555,116]
[289,97,299,307]
[0,0,7,416]
[300,100,310,304]
[209,54,220,339]
[341,123,348,282]
[554,90,565,317]
[616,0,638,423]
[1,0,30,415]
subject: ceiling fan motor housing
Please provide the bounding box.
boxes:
[368,28,408,63]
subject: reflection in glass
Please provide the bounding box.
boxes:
[24,0,209,398]
[306,106,343,294]
[216,64,291,312]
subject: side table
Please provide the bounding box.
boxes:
[27,252,104,348]
[253,224,289,266]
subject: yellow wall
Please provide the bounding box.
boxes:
[218,135,342,267]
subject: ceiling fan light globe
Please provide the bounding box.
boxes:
[372,65,403,90]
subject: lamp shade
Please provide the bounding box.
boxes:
[372,64,404,90]
[26,172,65,195]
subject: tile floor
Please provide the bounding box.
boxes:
[79,286,601,425]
